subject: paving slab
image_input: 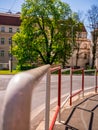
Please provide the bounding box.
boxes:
[54,93,98,130]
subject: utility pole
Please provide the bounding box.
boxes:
[9,37,13,72]
[71,24,78,68]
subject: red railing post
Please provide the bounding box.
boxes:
[70,68,72,106]
[58,69,61,107]
[95,69,97,93]
[82,69,84,97]
[58,68,61,122]
[49,66,61,130]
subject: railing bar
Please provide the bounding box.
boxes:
[84,86,95,92]
[84,69,95,72]
[50,66,61,72]
[70,68,72,106]
[49,106,60,130]
[95,69,97,93]
[1,65,50,130]
[72,68,83,72]
[71,90,82,97]
[61,68,70,72]
[45,68,51,130]
[70,68,84,106]
[61,95,70,108]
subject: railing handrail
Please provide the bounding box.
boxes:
[0,65,50,130]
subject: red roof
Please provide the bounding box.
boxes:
[0,13,21,26]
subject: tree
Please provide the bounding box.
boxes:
[57,18,79,68]
[13,0,79,69]
[12,28,38,70]
[87,5,98,68]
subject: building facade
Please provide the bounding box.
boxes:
[0,13,21,69]
[68,26,91,68]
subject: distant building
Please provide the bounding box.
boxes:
[0,12,21,69]
[68,25,91,68]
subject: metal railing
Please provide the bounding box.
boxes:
[70,68,84,106]
[95,69,98,93]
[0,65,50,130]
[0,65,98,130]
[49,66,61,130]
[84,69,96,93]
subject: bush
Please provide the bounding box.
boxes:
[16,64,37,71]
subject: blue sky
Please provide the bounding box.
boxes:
[63,0,98,13]
[0,0,24,13]
[0,0,98,14]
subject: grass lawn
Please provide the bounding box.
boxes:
[0,70,19,75]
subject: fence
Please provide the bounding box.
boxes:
[49,67,98,128]
[70,68,84,106]
[0,65,50,130]
[95,69,98,93]
[49,66,61,130]
[84,69,96,93]
[0,65,98,130]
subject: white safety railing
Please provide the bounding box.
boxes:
[0,65,50,130]
[84,69,96,93]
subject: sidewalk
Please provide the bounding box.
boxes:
[54,93,98,130]
[0,90,98,130]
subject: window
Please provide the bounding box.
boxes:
[17,28,20,32]
[9,27,12,33]
[84,54,87,59]
[9,37,12,44]
[1,27,5,32]
[0,50,4,56]
[1,38,5,44]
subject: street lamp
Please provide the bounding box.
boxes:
[70,24,78,68]
[60,23,78,68]
[9,37,13,72]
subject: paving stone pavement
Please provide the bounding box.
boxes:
[54,93,98,130]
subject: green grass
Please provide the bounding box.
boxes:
[0,70,19,75]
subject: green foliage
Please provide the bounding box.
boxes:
[12,0,80,70]
[87,5,98,69]
[16,64,36,71]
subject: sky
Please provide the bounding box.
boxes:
[0,0,98,36]
[0,0,98,14]
[63,0,98,14]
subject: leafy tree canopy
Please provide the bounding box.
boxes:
[87,5,98,68]
[13,0,80,69]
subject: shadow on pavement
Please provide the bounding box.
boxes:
[54,94,98,130]
[64,94,98,130]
